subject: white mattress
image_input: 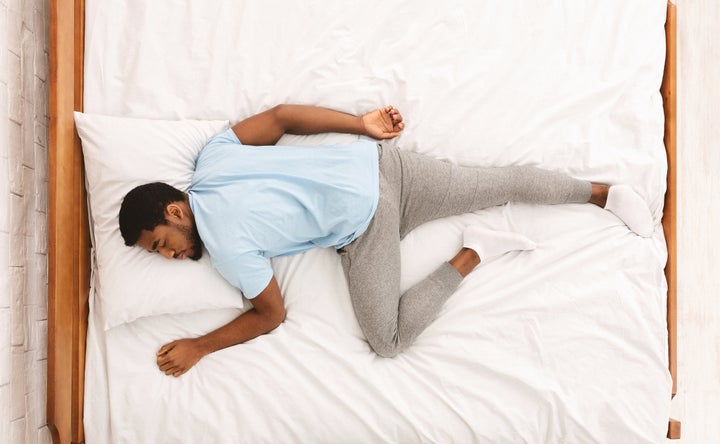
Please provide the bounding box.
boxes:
[82,0,672,442]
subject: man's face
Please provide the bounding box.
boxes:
[137,218,203,261]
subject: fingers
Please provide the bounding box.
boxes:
[157,341,177,356]
[158,359,174,370]
[384,105,401,119]
[157,355,174,372]
[157,355,186,377]
[157,342,181,376]
[156,340,197,377]
[384,105,404,131]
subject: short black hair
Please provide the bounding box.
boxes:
[119,182,185,246]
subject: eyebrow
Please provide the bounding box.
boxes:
[151,240,159,251]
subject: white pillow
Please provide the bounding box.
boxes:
[75,112,249,329]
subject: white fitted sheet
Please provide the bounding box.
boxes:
[82,0,672,442]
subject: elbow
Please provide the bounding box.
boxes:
[267,305,286,330]
[275,305,287,327]
[270,104,301,136]
[270,104,288,128]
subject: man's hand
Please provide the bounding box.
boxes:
[155,277,285,377]
[361,105,405,140]
[157,338,207,377]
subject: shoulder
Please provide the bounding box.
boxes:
[193,128,245,176]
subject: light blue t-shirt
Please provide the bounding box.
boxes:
[188,128,379,299]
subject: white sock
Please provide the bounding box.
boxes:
[604,185,654,238]
[463,226,536,262]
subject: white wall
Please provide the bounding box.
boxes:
[0,0,52,442]
[670,0,720,442]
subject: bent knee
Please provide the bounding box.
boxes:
[368,336,404,358]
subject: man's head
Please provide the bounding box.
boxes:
[119,182,203,260]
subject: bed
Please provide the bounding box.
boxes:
[48,0,679,442]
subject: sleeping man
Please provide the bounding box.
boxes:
[118,104,654,377]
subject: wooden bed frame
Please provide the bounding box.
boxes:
[46,1,680,442]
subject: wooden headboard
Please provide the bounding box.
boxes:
[46,1,679,442]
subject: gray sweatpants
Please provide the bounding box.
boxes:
[339,144,592,358]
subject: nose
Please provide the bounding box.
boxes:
[159,247,175,260]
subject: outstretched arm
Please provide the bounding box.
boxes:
[155,276,286,377]
[231,104,404,146]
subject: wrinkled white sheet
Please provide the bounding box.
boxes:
[83,0,672,442]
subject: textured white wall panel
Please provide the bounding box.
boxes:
[0,0,50,442]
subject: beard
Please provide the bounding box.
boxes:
[172,221,204,261]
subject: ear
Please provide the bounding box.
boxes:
[165,203,184,221]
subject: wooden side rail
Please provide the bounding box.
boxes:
[48,0,88,443]
[661,1,680,440]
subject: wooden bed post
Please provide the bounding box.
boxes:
[48,0,88,443]
[662,0,680,440]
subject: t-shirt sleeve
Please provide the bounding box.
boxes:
[214,252,273,299]
[205,127,242,149]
